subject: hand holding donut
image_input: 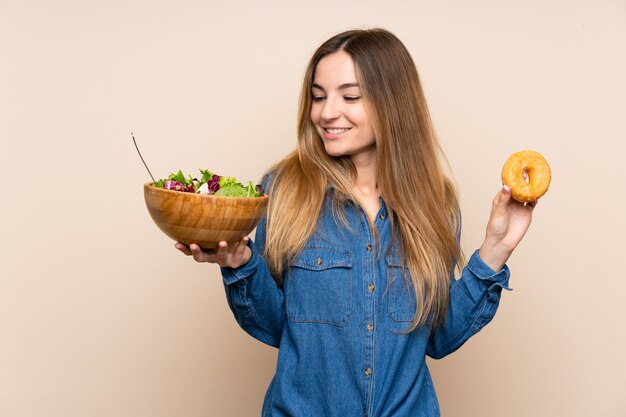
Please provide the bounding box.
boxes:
[478,150,551,272]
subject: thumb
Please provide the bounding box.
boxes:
[492,185,512,217]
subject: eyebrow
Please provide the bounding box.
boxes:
[312,82,360,91]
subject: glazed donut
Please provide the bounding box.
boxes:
[501,150,551,202]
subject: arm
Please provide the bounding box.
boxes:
[220,215,285,347]
[175,210,285,348]
[427,185,535,358]
[426,250,511,359]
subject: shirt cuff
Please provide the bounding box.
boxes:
[467,249,512,291]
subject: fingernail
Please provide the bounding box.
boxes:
[503,184,511,192]
[219,241,227,248]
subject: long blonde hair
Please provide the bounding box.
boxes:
[264,28,463,331]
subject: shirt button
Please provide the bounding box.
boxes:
[364,368,372,377]
[379,213,386,220]
[366,244,372,252]
[367,323,374,331]
[368,283,375,293]
[316,257,323,265]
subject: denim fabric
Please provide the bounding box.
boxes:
[221,188,511,417]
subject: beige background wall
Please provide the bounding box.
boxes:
[1,0,625,416]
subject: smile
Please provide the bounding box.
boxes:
[324,128,351,134]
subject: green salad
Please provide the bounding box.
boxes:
[154,169,261,197]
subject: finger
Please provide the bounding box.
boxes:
[234,236,249,259]
[189,243,203,260]
[239,236,249,250]
[215,241,229,265]
[190,243,215,263]
[492,185,513,215]
[175,242,193,256]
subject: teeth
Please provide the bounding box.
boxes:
[325,128,350,134]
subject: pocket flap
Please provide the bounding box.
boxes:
[291,247,353,271]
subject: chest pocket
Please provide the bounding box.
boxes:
[386,254,417,323]
[285,247,353,326]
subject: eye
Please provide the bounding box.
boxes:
[312,94,326,102]
[344,95,360,102]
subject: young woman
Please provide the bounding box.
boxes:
[176,28,535,417]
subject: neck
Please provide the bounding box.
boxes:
[351,149,378,195]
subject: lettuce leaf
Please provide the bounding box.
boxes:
[200,169,215,183]
[168,170,188,185]
[214,181,261,197]
[219,176,238,188]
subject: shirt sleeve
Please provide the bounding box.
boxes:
[220,177,285,348]
[426,249,512,359]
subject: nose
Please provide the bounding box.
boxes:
[321,96,341,121]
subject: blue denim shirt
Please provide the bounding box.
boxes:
[221,188,511,417]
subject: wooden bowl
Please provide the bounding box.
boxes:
[144,183,269,249]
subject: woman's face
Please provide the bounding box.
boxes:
[310,51,376,163]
